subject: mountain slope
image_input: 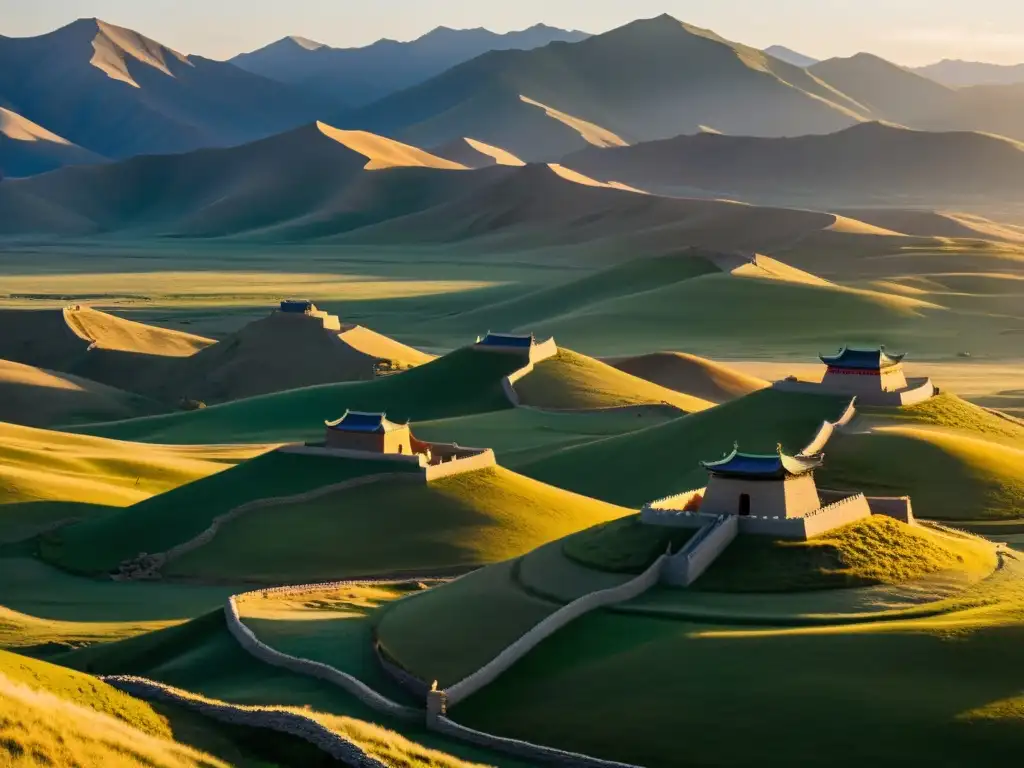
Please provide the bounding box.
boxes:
[914,59,1024,87]
[764,45,819,67]
[351,15,865,161]
[561,121,1024,203]
[0,18,322,159]
[0,107,104,177]
[232,24,590,107]
[0,121,470,237]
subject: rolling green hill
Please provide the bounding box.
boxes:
[518,388,852,505]
[74,346,524,444]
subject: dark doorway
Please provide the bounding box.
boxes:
[738,494,751,517]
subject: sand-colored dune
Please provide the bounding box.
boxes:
[609,352,770,404]
[1,107,76,144]
[0,359,168,428]
[837,208,1024,243]
[433,137,527,167]
[159,309,434,403]
[0,420,270,506]
[314,121,467,170]
[62,306,211,356]
[826,215,906,236]
[514,348,713,413]
[519,95,629,149]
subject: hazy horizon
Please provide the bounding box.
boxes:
[5,0,1024,66]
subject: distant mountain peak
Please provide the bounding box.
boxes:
[286,35,325,51]
[764,45,819,67]
[86,19,192,87]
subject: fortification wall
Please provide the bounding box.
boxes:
[662,515,739,586]
[424,449,496,481]
[801,494,873,538]
[443,555,665,708]
[774,379,935,408]
[866,496,915,524]
[799,397,858,455]
[102,675,388,767]
[281,444,427,466]
[223,594,421,721]
[645,488,706,514]
[432,716,645,768]
[481,336,558,406]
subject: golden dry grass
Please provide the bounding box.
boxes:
[0,676,227,768]
[63,307,212,356]
[0,421,272,506]
[608,352,769,404]
[514,348,713,412]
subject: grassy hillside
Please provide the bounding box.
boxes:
[164,465,632,583]
[158,310,434,404]
[0,421,266,507]
[40,449,413,575]
[0,649,227,768]
[0,358,168,428]
[513,348,713,412]
[75,346,524,445]
[519,388,852,505]
[609,352,769,404]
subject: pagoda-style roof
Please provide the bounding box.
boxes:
[280,299,315,313]
[478,332,535,348]
[702,444,824,480]
[325,411,406,434]
[820,346,905,370]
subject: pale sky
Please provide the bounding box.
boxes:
[4,0,1024,66]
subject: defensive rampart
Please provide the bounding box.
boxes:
[101,675,389,767]
[280,443,497,482]
[442,555,665,708]
[484,336,558,405]
[799,397,858,455]
[774,378,936,407]
[224,593,421,721]
[661,514,739,586]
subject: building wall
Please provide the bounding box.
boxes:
[773,378,935,407]
[783,475,822,518]
[383,429,413,455]
[661,515,739,586]
[325,426,412,455]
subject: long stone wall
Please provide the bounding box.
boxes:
[662,514,739,586]
[102,675,389,768]
[281,443,496,483]
[443,555,665,708]
[798,396,858,455]
[775,379,936,408]
[493,337,558,405]
[424,449,497,481]
[223,594,422,721]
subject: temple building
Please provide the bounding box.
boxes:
[819,346,908,395]
[279,299,317,314]
[700,445,825,520]
[324,411,413,455]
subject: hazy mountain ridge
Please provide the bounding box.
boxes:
[0,106,104,178]
[914,59,1024,87]
[561,121,1024,205]
[764,45,819,67]
[231,23,590,108]
[0,18,324,159]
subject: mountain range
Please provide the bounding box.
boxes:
[561,121,1024,205]
[764,45,819,67]
[231,24,590,108]
[913,59,1024,87]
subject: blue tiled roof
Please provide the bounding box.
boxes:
[325,411,403,434]
[280,299,314,313]
[820,346,905,370]
[702,446,823,479]
[479,332,534,348]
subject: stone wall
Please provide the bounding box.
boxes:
[798,396,858,455]
[223,594,421,721]
[495,337,558,405]
[775,379,935,408]
[866,496,915,524]
[280,444,426,466]
[102,675,389,767]
[443,555,665,708]
[424,449,497,481]
[281,443,496,483]
[801,493,873,538]
[662,514,739,586]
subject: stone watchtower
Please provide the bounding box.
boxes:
[699,444,825,519]
[819,346,908,395]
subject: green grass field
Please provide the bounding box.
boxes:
[513,348,712,412]
[41,450,413,575]
[73,346,524,445]
[562,515,696,573]
[519,388,852,506]
[452,557,1024,767]
[164,466,632,583]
